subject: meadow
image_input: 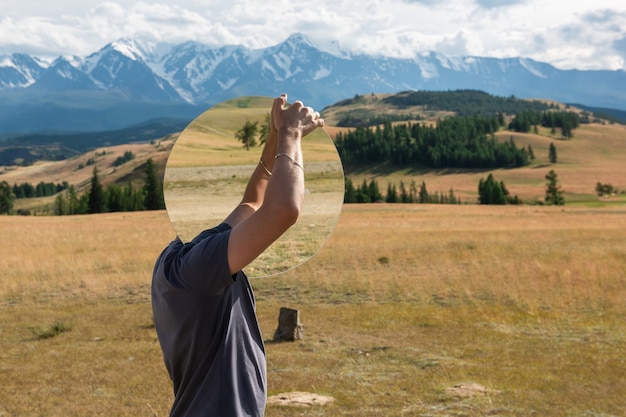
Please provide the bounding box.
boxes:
[1,204,625,416]
[1,98,625,416]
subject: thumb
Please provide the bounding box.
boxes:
[271,93,287,126]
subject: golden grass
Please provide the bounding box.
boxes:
[0,212,173,299]
[1,204,625,416]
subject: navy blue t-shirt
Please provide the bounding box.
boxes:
[151,223,266,417]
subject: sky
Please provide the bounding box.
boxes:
[1,0,625,71]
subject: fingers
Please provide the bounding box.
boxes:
[272,94,286,116]
[272,93,323,133]
[300,107,324,134]
[313,111,323,126]
[305,108,324,128]
[309,111,324,128]
[271,94,287,129]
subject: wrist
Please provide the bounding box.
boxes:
[278,126,302,141]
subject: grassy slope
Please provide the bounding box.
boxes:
[1,135,176,212]
[322,94,626,206]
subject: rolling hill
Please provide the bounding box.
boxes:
[1,134,176,213]
[320,92,626,205]
[2,93,625,215]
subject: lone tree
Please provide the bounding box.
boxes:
[144,158,165,210]
[87,167,106,214]
[235,120,259,150]
[549,142,558,164]
[545,169,565,205]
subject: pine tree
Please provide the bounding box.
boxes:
[448,188,457,204]
[355,186,371,203]
[545,170,565,205]
[106,184,124,212]
[124,182,144,211]
[385,183,398,203]
[54,193,68,215]
[497,112,505,127]
[144,158,165,210]
[0,181,15,214]
[419,181,429,204]
[344,178,357,203]
[399,181,409,203]
[67,186,83,214]
[367,180,383,202]
[478,174,507,205]
[87,167,106,214]
[549,142,558,163]
[409,180,418,203]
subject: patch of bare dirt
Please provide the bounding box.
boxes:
[446,382,501,398]
[267,392,334,407]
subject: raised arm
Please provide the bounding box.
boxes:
[224,94,324,274]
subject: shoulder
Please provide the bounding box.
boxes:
[154,224,235,293]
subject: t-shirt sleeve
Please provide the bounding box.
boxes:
[172,223,235,295]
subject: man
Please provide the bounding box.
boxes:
[152,93,324,417]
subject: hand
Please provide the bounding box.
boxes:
[272,93,324,138]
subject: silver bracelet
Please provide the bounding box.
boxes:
[275,153,304,171]
[259,158,272,177]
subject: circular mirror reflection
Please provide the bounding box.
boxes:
[164,96,344,278]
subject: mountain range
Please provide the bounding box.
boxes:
[1,33,626,135]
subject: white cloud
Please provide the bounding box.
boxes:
[0,0,625,70]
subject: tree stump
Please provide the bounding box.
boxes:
[273,307,304,342]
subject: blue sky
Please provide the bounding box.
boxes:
[1,0,625,70]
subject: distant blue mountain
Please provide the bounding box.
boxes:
[0,33,625,134]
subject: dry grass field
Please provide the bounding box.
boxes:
[1,204,625,416]
[1,97,625,416]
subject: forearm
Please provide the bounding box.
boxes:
[224,93,323,274]
[261,127,305,219]
[223,128,304,253]
[223,128,277,227]
[241,128,278,208]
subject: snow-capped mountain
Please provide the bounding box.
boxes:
[1,33,625,134]
[0,53,46,89]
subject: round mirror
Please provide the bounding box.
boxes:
[163,96,344,278]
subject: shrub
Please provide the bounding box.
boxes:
[31,321,71,340]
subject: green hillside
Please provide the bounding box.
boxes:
[321,90,626,206]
